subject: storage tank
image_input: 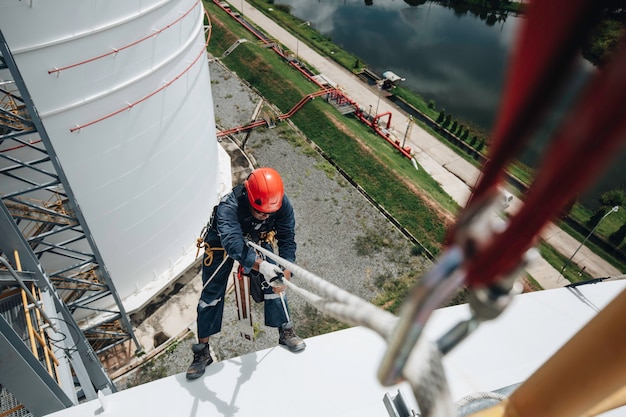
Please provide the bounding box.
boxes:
[0,0,229,315]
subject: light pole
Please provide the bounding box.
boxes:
[295,21,310,61]
[402,115,413,148]
[374,80,383,117]
[558,205,619,280]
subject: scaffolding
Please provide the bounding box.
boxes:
[0,29,141,416]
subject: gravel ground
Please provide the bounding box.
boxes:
[115,59,432,389]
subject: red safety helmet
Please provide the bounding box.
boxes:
[244,167,284,213]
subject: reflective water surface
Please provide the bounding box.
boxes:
[277,0,623,204]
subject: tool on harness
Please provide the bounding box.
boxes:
[234,265,254,341]
[248,271,266,303]
[233,238,284,341]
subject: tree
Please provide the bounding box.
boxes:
[436,109,445,123]
[609,223,626,247]
[451,120,458,132]
[599,189,625,207]
[587,189,624,229]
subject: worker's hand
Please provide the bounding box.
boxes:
[270,269,291,293]
[258,261,283,286]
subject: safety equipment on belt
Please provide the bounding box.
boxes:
[234,265,254,340]
[258,260,284,286]
[244,167,284,213]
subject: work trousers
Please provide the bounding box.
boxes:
[196,241,291,339]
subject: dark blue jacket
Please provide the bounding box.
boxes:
[207,184,296,273]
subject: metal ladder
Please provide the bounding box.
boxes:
[0,28,141,416]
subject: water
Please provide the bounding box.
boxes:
[282,0,523,131]
[278,0,624,206]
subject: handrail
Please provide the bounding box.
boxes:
[0,255,59,333]
[1,253,60,376]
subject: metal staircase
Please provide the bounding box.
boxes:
[0,29,141,416]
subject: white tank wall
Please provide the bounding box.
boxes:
[0,0,229,313]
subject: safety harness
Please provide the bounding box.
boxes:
[197,185,281,341]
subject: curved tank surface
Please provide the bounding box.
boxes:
[0,0,229,315]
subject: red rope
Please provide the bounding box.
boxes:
[444,0,626,287]
[465,32,626,286]
[468,0,604,206]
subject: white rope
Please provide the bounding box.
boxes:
[246,241,457,417]
[455,391,508,408]
[282,279,397,335]
[247,241,397,338]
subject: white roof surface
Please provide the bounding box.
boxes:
[44,280,626,417]
[382,71,405,83]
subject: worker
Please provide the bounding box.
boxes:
[186,167,306,380]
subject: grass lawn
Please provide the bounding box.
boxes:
[204,0,625,283]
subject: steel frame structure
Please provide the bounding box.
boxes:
[0,28,142,412]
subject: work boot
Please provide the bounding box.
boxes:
[186,343,213,380]
[278,322,306,352]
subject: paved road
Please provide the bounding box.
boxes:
[234,1,622,288]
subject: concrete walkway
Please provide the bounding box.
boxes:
[235,1,622,288]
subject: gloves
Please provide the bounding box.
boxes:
[258,260,283,286]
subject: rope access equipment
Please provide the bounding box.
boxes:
[248,0,626,415]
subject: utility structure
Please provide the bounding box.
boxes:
[0,29,137,415]
[0,0,223,414]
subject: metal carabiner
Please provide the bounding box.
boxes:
[378,189,531,386]
[378,245,466,386]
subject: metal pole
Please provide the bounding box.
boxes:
[375,81,382,117]
[558,205,619,280]
[402,116,413,148]
[295,22,309,62]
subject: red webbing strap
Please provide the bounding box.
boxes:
[465,36,626,287]
[468,0,603,205]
